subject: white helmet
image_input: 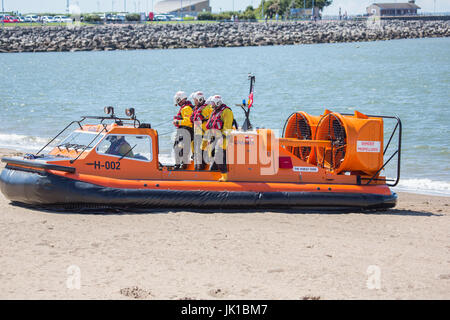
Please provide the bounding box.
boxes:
[191,91,205,105]
[173,91,188,106]
[210,95,223,108]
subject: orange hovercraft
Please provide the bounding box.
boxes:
[0,80,401,211]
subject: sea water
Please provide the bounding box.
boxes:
[0,37,449,196]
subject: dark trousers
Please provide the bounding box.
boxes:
[210,148,227,173]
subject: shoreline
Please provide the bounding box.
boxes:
[0,20,449,53]
[0,186,448,300]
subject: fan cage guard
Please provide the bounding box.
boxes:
[315,113,347,172]
[284,113,313,161]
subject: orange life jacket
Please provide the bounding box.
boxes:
[190,104,208,124]
[206,104,230,131]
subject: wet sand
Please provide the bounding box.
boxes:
[0,148,449,299]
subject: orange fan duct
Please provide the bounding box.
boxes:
[315,110,384,175]
[283,111,321,164]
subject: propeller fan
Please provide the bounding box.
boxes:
[316,113,347,171]
[285,112,313,162]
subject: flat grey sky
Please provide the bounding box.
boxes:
[2,0,448,15]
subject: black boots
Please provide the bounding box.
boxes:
[195,163,206,171]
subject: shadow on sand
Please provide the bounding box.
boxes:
[10,201,442,217]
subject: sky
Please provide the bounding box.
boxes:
[2,0,449,15]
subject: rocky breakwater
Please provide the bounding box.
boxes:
[0,20,448,53]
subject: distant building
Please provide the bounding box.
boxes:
[367,1,421,16]
[154,0,211,16]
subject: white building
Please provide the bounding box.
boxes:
[367,1,421,16]
[154,0,211,16]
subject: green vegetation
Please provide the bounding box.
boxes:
[1,0,332,28]
[0,20,218,28]
[259,0,332,17]
[197,12,214,20]
[83,14,102,22]
[22,12,67,16]
[196,1,332,21]
[241,6,258,20]
[198,8,256,21]
[258,0,333,18]
[125,13,140,21]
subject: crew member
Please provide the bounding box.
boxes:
[202,95,234,182]
[190,91,212,170]
[173,91,193,170]
[106,135,134,158]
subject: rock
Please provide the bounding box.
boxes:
[0,20,448,53]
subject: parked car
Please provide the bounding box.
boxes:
[154,14,170,21]
[41,16,55,23]
[166,14,182,21]
[18,16,31,23]
[54,16,72,23]
[26,15,39,22]
[116,14,126,22]
[2,16,19,23]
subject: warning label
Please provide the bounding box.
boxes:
[357,141,381,153]
[293,166,319,173]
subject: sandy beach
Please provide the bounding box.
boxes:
[0,148,449,300]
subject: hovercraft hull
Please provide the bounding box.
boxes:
[0,167,397,210]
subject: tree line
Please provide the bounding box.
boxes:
[198,0,332,21]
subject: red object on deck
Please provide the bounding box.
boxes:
[279,156,293,169]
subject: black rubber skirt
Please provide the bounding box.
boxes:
[0,168,397,210]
